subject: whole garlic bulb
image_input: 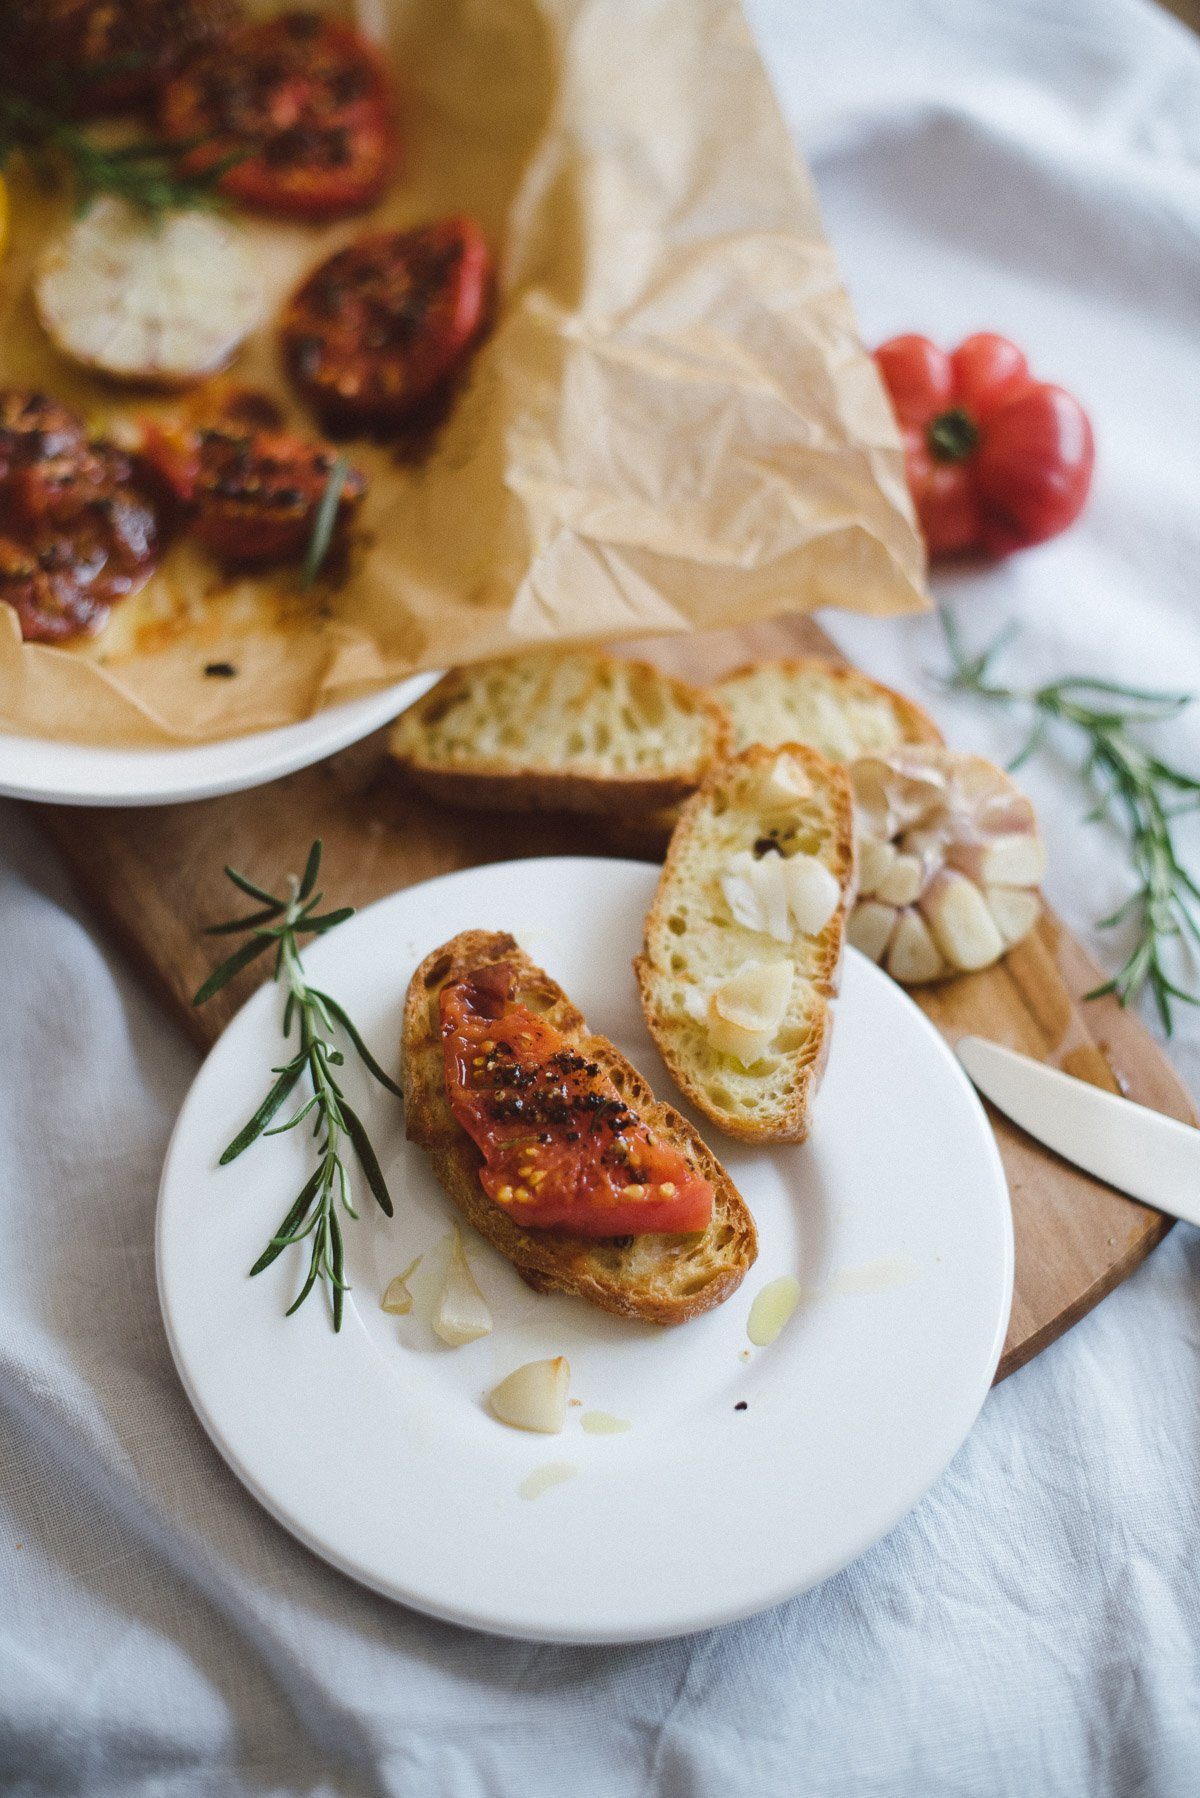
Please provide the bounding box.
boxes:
[847,746,1045,984]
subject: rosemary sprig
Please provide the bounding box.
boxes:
[0,93,238,221]
[194,842,402,1330]
[301,455,350,590]
[939,606,1200,1033]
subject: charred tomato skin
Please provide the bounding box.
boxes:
[280,217,491,431]
[160,9,398,221]
[440,964,714,1239]
[142,415,366,567]
[0,0,243,116]
[0,395,163,645]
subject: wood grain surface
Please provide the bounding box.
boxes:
[35,615,1192,1380]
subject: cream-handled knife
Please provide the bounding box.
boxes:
[956,1035,1200,1230]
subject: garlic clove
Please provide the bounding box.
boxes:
[755,753,812,809]
[706,959,794,1065]
[885,908,946,984]
[985,884,1042,947]
[432,1226,493,1347]
[847,899,898,963]
[947,832,1046,888]
[978,791,1038,835]
[381,1255,422,1315]
[920,870,1005,972]
[874,850,925,907]
[718,852,765,933]
[489,1356,571,1433]
[780,853,841,935]
[858,837,896,897]
[756,850,792,942]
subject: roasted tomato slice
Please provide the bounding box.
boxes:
[142,413,366,566]
[281,217,491,430]
[160,9,397,220]
[0,391,87,483]
[0,1,242,116]
[0,403,162,645]
[440,963,713,1238]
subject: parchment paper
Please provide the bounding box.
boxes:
[0,0,925,746]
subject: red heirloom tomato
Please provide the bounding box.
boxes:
[0,391,162,645]
[280,217,491,431]
[440,963,713,1238]
[142,409,366,567]
[873,332,1094,559]
[160,9,397,220]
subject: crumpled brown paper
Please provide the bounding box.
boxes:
[0,0,925,747]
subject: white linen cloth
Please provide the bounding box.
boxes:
[3,0,1200,1790]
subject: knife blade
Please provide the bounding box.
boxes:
[956,1035,1200,1230]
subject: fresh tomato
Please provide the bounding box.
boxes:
[873,332,1094,559]
[0,392,162,644]
[280,217,491,431]
[142,409,366,567]
[1,0,242,116]
[160,9,397,220]
[440,963,713,1238]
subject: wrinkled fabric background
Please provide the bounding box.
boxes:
[3,0,1200,1791]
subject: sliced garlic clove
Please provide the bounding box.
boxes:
[756,851,792,942]
[706,959,794,1065]
[719,852,765,933]
[985,884,1043,947]
[432,1227,493,1347]
[885,908,946,984]
[857,836,896,897]
[874,850,925,907]
[920,870,1005,972]
[381,1255,422,1315]
[780,852,841,935]
[489,1357,571,1434]
[755,752,812,809]
[947,832,1047,888]
[847,899,898,963]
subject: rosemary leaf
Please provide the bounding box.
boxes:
[301,456,350,590]
[298,839,323,901]
[341,1101,395,1218]
[315,990,404,1098]
[205,903,285,937]
[250,1166,326,1277]
[192,932,275,1006]
[219,1062,304,1165]
[296,906,356,935]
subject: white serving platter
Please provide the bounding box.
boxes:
[0,672,439,806]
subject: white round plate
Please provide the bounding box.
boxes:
[157,857,1013,1643]
[0,673,439,806]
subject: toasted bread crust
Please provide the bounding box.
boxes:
[403,930,756,1324]
[389,655,732,819]
[635,744,856,1145]
[393,760,705,818]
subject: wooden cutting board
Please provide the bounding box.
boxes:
[34,615,1192,1380]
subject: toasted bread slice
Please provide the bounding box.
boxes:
[389,651,731,818]
[403,930,756,1324]
[714,657,942,760]
[635,745,856,1144]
